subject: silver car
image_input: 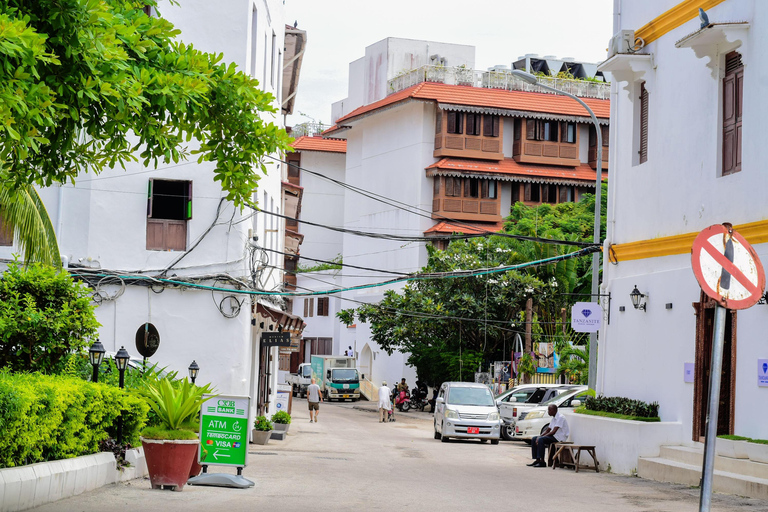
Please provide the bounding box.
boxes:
[434,382,501,444]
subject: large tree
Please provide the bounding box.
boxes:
[0,0,291,211]
[338,186,606,384]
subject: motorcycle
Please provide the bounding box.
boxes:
[409,387,429,412]
[394,389,411,412]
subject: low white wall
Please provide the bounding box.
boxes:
[564,411,683,475]
[0,447,147,512]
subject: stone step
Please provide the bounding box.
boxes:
[638,456,768,501]
[658,445,768,480]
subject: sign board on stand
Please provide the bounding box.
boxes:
[758,359,768,388]
[187,394,254,489]
[691,224,765,512]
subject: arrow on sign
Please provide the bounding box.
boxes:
[213,450,231,460]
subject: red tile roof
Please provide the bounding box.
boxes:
[320,124,348,138]
[425,221,505,235]
[291,136,347,153]
[335,82,609,125]
[427,157,606,184]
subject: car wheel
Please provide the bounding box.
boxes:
[434,429,441,440]
[440,423,449,443]
[501,424,515,441]
[491,439,500,445]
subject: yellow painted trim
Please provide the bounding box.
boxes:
[635,0,728,45]
[611,219,768,263]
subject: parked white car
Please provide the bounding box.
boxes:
[498,384,582,441]
[514,387,590,441]
[434,382,501,444]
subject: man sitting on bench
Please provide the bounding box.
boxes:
[527,404,569,468]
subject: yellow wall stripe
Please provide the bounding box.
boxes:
[635,0,728,45]
[611,219,768,263]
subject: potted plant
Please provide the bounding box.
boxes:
[140,377,214,491]
[271,411,291,434]
[251,415,274,445]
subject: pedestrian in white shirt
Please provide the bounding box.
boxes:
[527,404,569,467]
[377,381,392,422]
[306,378,322,423]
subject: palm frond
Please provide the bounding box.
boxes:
[0,184,60,266]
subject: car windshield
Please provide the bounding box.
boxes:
[540,389,579,407]
[332,369,358,381]
[302,366,312,378]
[447,387,494,406]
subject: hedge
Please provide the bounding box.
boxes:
[0,371,149,468]
[583,394,659,419]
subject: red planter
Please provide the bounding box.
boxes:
[189,458,203,478]
[141,437,199,491]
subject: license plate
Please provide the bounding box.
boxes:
[467,427,480,434]
[343,395,349,398]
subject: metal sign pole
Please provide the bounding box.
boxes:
[699,305,726,512]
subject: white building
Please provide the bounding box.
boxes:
[0,0,306,428]
[290,37,609,393]
[595,0,768,492]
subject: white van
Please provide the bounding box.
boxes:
[434,382,501,444]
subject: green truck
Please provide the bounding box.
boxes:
[310,355,360,401]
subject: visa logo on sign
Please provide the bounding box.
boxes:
[571,302,602,333]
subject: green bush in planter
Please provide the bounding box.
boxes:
[139,377,215,440]
[271,411,291,424]
[253,415,273,431]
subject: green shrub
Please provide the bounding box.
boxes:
[574,407,660,422]
[0,371,149,468]
[584,394,659,418]
[271,411,291,424]
[0,260,100,374]
[253,415,273,431]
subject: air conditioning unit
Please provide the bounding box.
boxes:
[607,30,635,59]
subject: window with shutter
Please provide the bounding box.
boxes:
[561,122,576,143]
[466,114,481,135]
[483,116,500,137]
[526,119,536,140]
[466,178,479,198]
[435,111,443,134]
[602,125,610,147]
[309,298,314,317]
[722,52,743,176]
[639,82,649,164]
[317,297,329,316]
[304,299,309,317]
[524,183,531,202]
[445,177,454,197]
[447,112,463,134]
[433,177,440,196]
[146,179,191,251]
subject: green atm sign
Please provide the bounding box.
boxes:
[199,395,250,468]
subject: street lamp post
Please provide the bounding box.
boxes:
[88,340,106,383]
[188,360,200,384]
[510,70,603,390]
[114,346,131,445]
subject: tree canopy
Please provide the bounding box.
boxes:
[0,0,292,209]
[338,185,606,385]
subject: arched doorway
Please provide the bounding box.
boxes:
[360,344,373,383]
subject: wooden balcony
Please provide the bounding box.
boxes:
[432,176,501,223]
[588,145,609,170]
[433,111,504,161]
[512,140,579,167]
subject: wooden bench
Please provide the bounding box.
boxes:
[552,444,599,473]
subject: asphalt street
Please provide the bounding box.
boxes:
[33,398,767,512]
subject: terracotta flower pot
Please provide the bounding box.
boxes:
[251,429,273,445]
[141,437,199,491]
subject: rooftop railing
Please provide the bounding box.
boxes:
[291,122,330,138]
[387,65,610,100]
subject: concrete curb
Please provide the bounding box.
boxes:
[0,447,147,512]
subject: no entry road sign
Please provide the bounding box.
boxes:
[691,223,765,310]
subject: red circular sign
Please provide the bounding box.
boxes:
[691,224,765,310]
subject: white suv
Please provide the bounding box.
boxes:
[434,382,501,444]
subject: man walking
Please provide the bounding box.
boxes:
[307,378,322,423]
[528,404,569,467]
[377,381,392,422]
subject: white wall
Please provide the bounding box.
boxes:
[601,0,768,440]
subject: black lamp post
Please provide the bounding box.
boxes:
[188,360,200,384]
[88,340,105,383]
[114,346,131,444]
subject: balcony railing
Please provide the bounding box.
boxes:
[388,65,610,100]
[291,122,330,138]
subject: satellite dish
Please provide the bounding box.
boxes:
[135,323,160,358]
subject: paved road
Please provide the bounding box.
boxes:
[34,399,765,512]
